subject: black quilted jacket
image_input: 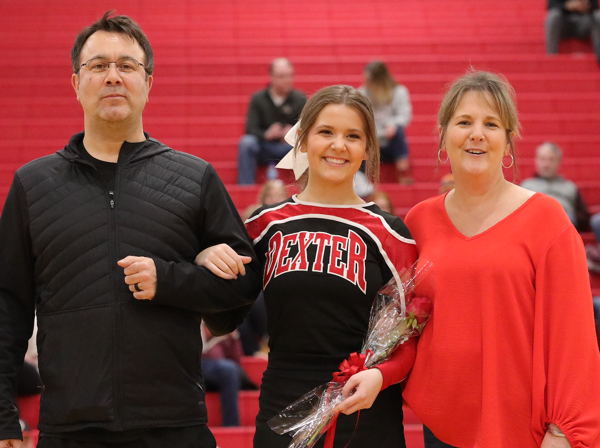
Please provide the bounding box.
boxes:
[0,132,260,439]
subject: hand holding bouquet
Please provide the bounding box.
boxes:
[268,261,433,448]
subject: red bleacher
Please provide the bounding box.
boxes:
[2,0,600,446]
[1,1,599,211]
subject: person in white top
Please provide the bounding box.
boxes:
[359,61,413,184]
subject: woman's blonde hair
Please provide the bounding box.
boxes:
[295,85,380,185]
[258,179,288,205]
[438,70,521,171]
[369,190,394,214]
[364,61,397,105]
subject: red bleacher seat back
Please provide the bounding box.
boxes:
[239,356,268,387]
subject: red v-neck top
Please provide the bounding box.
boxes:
[403,193,600,448]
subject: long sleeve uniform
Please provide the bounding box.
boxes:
[246,196,418,387]
[246,196,418,447]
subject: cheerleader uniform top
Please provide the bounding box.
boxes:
[245,195,418,388]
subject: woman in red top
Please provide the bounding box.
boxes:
[402,71,600,447]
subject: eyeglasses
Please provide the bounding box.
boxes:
[79,57,145,74]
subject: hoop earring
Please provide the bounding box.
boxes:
[502,153,514,169]
[437,149,449,164]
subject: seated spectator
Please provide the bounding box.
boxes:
[242,179,289,221]
[369,190,395,215]
[237,293,269,357]
[353,170,374,199]
[523,144,600,275]
[240,180,288,355]
[587,217,600,273]
[592,212,600,244]
[359,61,413,184]
[521,142,590,231]
[201,324,246,426]
[439,172,455,194]
[238,58,307,184]
[545,0,600,64]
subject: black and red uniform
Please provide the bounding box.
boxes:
[245,196,417,448]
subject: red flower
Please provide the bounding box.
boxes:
[406,296,433,326]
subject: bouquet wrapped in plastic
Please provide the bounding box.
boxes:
[268,260,433,448]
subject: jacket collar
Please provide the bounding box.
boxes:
[58,131,170,165]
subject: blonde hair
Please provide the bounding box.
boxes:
[438,70,521,171]
[364,61,397,105]
[258,179,288,204]
[369,190,394,214]
[295,85,380,185]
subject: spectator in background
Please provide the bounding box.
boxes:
[521,143,600,277]
[586,212,600,273]
[238,58,307,184]
[257,178,289,205]
[354,170,375,199]
[369,190,395,215]
[438,173,455,194]
[521,142,591,231]
[242,179,289,221]
[237,293,269,357]
[360,61,413,184]
[592,213,600,243]
[239,180,290,356]
[546,0,600,64]
[201,324,245,427]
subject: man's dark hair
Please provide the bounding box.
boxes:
[71,10,154,76]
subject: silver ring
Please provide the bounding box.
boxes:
[134,283,142,292]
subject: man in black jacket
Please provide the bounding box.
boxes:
[237,58,306,184]
[0,11,261,448]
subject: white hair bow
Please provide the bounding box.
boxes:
[275,121,309,180]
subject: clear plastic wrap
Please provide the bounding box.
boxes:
[268,260,433,448]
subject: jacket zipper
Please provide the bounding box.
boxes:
[109,167,124,431]
[93,165,123,430]
[77,159,123,429]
